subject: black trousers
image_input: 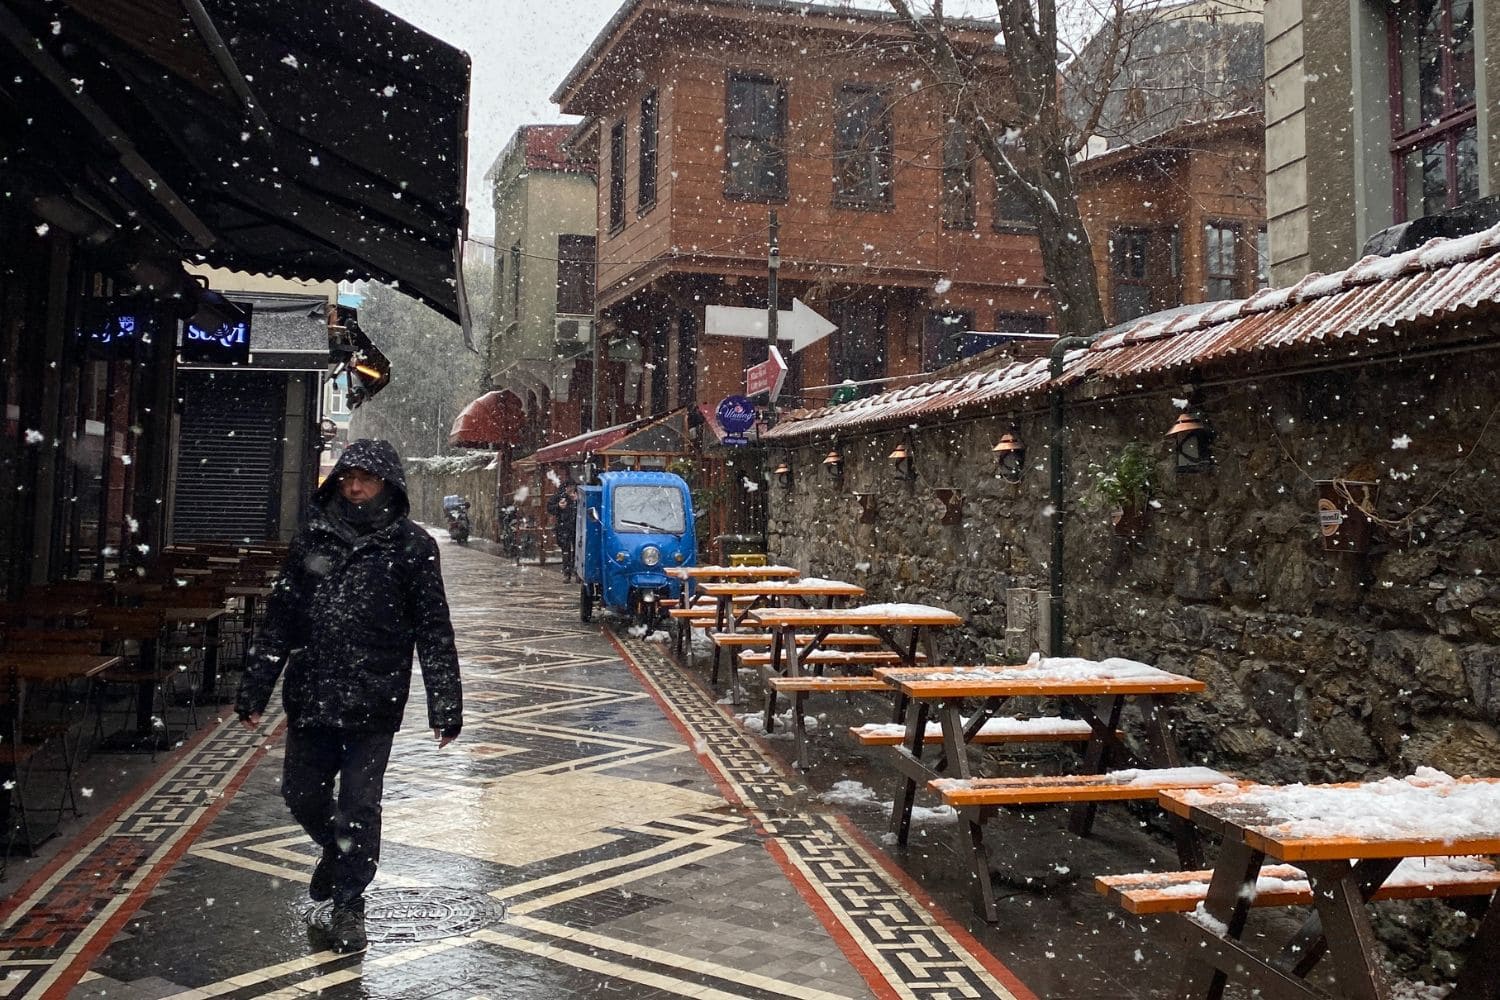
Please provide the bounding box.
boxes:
[281,726,395,909]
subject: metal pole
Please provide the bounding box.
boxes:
[766,209,780,426]
[1047,335,1094,656]
[761,210,780,556]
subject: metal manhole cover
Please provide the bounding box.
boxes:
[307,887,504,943]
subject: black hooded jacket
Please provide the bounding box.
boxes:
[235,439,463,735]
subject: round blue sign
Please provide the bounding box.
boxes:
[716,395,757,435]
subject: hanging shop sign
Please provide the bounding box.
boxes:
[716,395,757,447]
[181,299,253,365]
[76,298,163,360]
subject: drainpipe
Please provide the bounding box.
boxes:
[1047,335,1096,656]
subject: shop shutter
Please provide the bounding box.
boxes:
[172,372,285,542]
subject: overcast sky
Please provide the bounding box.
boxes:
[372,0,1004,237]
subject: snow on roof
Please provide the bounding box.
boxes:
[767,222,1500,443]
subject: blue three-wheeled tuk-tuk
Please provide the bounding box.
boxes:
[576,471,696,627]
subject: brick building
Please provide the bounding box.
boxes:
[551,0,1052,429]
[1076,112,1268,325]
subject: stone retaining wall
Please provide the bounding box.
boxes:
[404,460,501,542]
[768,352,1500,783]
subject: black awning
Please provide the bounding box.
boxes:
[1,0,470,326]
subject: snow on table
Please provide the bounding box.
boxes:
[906,653,1175,684]
[846,602,955,616]
[1172,767,1500,844]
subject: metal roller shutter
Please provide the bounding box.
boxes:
[172,372,285,543]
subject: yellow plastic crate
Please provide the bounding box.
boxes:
[728,553,767,567]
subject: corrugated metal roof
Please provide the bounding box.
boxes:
[1070,222,1500,383]
[766,223,1500,443]
[764,356,1059,441]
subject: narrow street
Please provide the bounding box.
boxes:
[0,536,1061,1000]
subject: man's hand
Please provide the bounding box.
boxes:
[240,712,261,732]
[434,728,457,749]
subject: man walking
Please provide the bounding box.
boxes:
[546,481,579,582]
[236,439,463,954]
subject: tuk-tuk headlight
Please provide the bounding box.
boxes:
[641,545,662,567]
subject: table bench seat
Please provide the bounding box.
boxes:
[1096,857,1500,915]
[932,768,1233,808]
[768,676,890,694]
[740,649,927,669]
[709,632,882,648]
[850,717,1099,747]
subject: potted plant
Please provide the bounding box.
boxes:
[1091,442,1156,536]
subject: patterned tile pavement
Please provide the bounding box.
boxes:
[7,533,1279,999]
[0,536,1055,1000]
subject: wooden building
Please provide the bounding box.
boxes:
[1075,112,1267,326]
[551,0,1053,428]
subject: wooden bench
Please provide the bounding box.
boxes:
[707,632,882,689]
[931,768,1232,808]
[708,632,883,649]
[738,649,927,670]
[1096,858,1500,915]
[850,716,1100,747]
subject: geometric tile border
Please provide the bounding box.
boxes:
[610,632,1039,1000]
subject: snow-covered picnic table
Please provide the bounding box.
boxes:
[868,655,1209,922]
[696,579,865,633]
[1156,770,1500,1000]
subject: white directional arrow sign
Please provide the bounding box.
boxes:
[704,298,838,353]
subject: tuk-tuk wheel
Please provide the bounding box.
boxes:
[579,585,593,623]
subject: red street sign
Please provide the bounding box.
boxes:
[746,345,788,401]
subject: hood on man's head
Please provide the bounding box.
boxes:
[317,438,409,515]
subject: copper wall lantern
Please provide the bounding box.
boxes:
[822,447,844,480]
[992,431,1027,482]
[887,440,915,481]
[1166,410,1215,473]
[774,459,793,490]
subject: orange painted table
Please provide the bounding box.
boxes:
[872,660,1207,919]
[1160,776,1500,1000]
[741,606,963,682]
[696,581,865,632]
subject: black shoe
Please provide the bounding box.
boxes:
[309,848,336,902]
[330,904,367,954]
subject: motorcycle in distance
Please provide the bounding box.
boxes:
[442,494,471,545]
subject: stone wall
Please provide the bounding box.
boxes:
[404,457,501,542]
[768,351,1500,783]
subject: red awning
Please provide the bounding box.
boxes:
[519,418,647,467]
[449,390,525,448]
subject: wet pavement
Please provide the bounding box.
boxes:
[0,536,1339,998]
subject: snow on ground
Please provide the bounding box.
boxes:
[819,780,957,825]
[734,710,820,739]
[626,623,671,642]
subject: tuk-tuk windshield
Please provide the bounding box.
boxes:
[612,485,687,534]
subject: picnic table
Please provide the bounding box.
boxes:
[666,564,799,606]
[1156,772,1500,1000]
[697,580,866,703]
[697,580,865,632]
[740,604,964,769]
[742,604,963,678]
[874,657,1209,921]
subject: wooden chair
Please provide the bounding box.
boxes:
[87,608,170,756]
